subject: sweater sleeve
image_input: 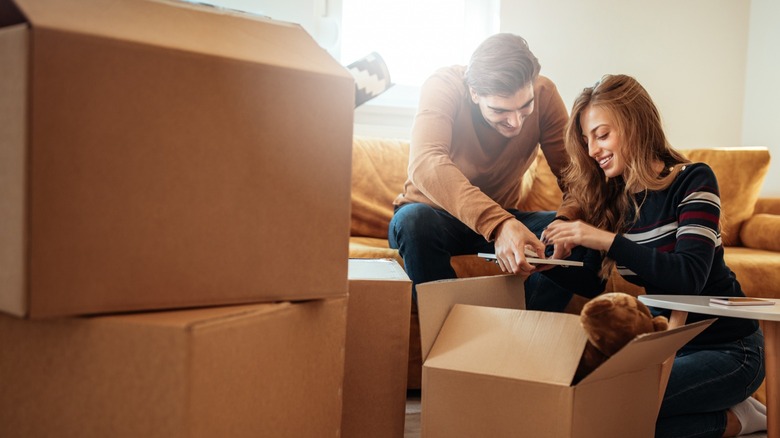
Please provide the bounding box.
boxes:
[606,165,721,295]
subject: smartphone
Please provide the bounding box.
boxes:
[709,297,775,306]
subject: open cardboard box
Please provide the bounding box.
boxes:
[0,0,354,318]
[417,275,713,438]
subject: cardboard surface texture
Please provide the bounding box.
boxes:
[342,259,412,438]
[417,276,714,438]
[0,297,348,438]
[0,0,355,317]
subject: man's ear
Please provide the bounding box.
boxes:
[469,87,480,104]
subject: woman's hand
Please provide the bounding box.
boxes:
[542,220,616,253]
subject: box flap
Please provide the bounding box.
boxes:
[579,319,714,384]
[417,275,525,361]
[13,0,350,79]
[426,304,587,385]
[348,258,410,281]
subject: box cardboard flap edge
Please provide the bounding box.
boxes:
[579,318,715,384]
[427,304,587,385]
[417,275,525,361]
[9,0,351,80]
[347,258,410,281]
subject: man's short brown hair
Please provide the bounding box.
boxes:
[465,33,541,97]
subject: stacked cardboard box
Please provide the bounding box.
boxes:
[0,0,355,436]
[0,299,349,438]
[0,0,354,318]
[343,259,412,438]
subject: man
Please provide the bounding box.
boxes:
[388,33,577,310]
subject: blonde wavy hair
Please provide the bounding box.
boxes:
[563,74,690,278]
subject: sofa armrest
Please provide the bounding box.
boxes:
[754,197,780,215]
[739,214,780,252]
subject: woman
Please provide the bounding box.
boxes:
[542,75,766,437]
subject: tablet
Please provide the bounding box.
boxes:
[477,253,584,267]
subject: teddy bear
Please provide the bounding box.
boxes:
[574,292,669,382]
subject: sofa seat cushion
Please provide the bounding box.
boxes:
[724,247,780,299]
[349,237,403,264]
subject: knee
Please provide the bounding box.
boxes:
[389,204,441,244]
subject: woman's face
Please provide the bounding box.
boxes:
[579,105,626,178]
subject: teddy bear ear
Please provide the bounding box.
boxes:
[581,296,615,317]
[652,315,669,332]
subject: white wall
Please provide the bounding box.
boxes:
[501,1,750,151]
[501,0,778,196]
[742,0,780,196]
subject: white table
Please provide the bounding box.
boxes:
[639,295,779,438]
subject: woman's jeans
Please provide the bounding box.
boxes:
[657,328,765,438]
[388,203,573,311]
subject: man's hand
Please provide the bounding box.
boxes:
[493,219,545,275]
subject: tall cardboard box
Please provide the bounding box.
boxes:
[417,275,713,438]
[0,0,354,318]
[342,259,412,438]
[0,297,348,437]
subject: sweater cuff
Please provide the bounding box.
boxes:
[606,234,632,261]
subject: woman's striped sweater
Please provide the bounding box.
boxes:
[607,163,757,344]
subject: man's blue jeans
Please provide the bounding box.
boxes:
[388,203,573,311]
[656,328,765,438]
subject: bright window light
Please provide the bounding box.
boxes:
[340,0,499,87]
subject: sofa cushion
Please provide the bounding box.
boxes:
[754,197,780,215]
[683,148,770,246]
[349,237,403,265]
[740,214,780,252]
[517,150,562,212]
[350,137,410,239]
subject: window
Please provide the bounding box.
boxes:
[340,0,499,88]
[340,0,498,137]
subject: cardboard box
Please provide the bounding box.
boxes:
[0,0,355,318]
[342,259,412,438]
[417,275,713,438]
[0,297,348,438]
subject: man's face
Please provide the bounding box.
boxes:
[470,83,535,138]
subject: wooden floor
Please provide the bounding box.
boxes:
[404,390,767,438]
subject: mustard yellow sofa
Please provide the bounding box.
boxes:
[348,136,780,394]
